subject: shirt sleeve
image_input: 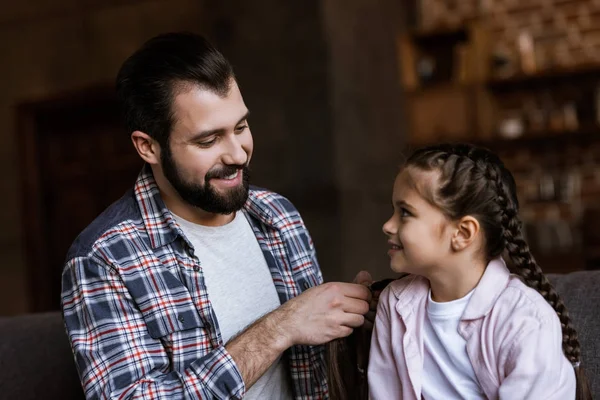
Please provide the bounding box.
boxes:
[307,230,324,285]
[498,318,576,400]
[368,286,403,400]
[61,256,246,400]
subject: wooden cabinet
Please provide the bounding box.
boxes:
[18,87,142,312]
[396,2,600,272]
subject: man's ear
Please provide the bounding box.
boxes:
[131,131,161,165]
[451,216,480,252]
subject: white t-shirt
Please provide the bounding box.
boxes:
[173,211,293,400]
[422,289,486,400]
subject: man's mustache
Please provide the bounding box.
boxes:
[205,165,247,180]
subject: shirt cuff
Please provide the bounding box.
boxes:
[189,346,246,399]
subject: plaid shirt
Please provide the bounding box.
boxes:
[62,165,328,400]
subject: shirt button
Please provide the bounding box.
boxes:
[178,315,185,323]
[193,266,200,272]
[302,281,310,290]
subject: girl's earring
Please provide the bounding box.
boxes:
[451,235,463,251]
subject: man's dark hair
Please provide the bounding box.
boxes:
[116,32,235,148]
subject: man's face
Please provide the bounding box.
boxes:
[161,81,253,214]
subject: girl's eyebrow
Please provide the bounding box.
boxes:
[394,199,415,210]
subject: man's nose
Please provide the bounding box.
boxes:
[222,135,248,166]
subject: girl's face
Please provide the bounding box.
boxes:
[382,168,456,275]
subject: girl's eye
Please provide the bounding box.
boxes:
[400,208,411,218]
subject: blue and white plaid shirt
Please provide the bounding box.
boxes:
[62,165,328,399]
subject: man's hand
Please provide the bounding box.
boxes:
[274,282,371,347]
[353,271,376,331]
[353,271,396,331]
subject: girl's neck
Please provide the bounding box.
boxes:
[427,258,487,303]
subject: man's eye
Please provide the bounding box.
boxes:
[198,138,217,147]
[235,125,248,132]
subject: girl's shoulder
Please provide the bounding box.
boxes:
[381,273,429,302]
[494,275,560,324]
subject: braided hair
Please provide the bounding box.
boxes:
[405,143,590,400]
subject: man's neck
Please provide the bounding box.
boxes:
[162,190,235,226]
[151,165,236,227]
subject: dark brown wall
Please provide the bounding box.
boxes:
[1,0,407,314]
[196,0,341,280]
[323,0,408,281]
[2,0,212,315]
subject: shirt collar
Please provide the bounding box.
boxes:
[390,257,511,320]
[461,257,510,320]
[134,164,281,249]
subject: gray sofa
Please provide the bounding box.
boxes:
[0,271,598,400]
[0,311,83,400]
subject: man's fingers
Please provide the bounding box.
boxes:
[341,313,365,328]
[337,326,353,338]
[341,297,370,315]
[353,270,373,286]
[336,282,371,301]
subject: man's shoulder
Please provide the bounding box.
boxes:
[249,185,300,215]
[247,186,307,232]
[66,189,142,262]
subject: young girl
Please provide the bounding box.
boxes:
[368,143,590,400]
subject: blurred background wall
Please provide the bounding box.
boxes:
[1,0,405,315]
[397,0,600,277]
[4,0,600,316]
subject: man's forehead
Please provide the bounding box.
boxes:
[171,85,248,136]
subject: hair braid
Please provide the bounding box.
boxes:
[485,162,581,364]
[405,143,591,399]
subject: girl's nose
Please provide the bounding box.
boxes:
[382,217,396,236]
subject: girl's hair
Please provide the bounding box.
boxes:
[326,332,369,400]
[327,143,591,400]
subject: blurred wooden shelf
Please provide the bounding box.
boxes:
[404,81,476,95]
[407,127,600,149]
[487,64,600,92]
[409,26,468,46]
[481,128,600,149]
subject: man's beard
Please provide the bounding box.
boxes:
[161,145,250,214]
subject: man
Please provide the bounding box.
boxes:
[61,32,372,400]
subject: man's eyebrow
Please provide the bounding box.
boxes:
[189,128,224,142]
[236,110,250,125]
[188,110,251,142]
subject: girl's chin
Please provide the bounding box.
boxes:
[390,262,408,274]
[390,256,418,275]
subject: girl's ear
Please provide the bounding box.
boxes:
[451,216,480,251]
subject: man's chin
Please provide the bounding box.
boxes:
[211,184,248,199]
[208,187,249,212]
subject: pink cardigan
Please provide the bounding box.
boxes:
[368,258,576,400]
